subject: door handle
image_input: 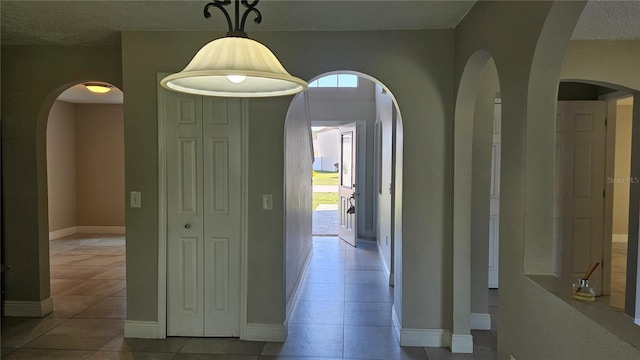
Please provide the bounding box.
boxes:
[184,224,190,229]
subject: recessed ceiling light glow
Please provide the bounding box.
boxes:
[85,83,113,94]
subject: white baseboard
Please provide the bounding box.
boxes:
[391,305,451,347]
[246,323,287,342]
[400,328,451,347]
[3,298,53,317]
[392,304,402,342]
[635,318,640,326]
[49,226,125,240]
[124,321,160,339]
[470,313,491,330]
[392,305,451,347]
[376,241,393,286]
[361,230,376,239]
[286,245,313,319]
[49,226,77,240]
[450,334,474,353]
[76,226,126,235]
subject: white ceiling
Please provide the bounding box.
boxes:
[4,0,639,104]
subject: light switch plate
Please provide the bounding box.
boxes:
[262,194,273,210]
[130,191,141,208]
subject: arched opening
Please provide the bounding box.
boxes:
[14,82,125,319]
[554,80,638,318]
[45,81,126,319]
[451,50,501,354]
[282,70,406,356]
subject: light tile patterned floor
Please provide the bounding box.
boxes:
[1,234,498,359]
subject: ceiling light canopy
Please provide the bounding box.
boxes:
[85,83,113,94]
[161,0,307,98]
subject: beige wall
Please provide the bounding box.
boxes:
[1,45,122,301]
[375,83,393,275]
[613,104,633,235]
[75,103,125,227]
[5,3,640,357]
[562,40,640,91]
[469,60,499,315]
[121,29,454,328]
[47,102,125,233]
[562,40,640,321]
[284,93,313,310]
[456,1,640,358]
[47,100,77,232]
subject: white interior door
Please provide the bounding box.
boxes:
[166,94,204,336]
[556,101,606,294]
[202,98,242,336]
[488,100,501,289]
[165,92,242,337]
[339,123,357,247]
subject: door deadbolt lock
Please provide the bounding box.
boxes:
[184,224,190,229]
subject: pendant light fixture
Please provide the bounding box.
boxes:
[161,0,308,97]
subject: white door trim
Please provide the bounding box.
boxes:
[156,74,249,339]
[157,75,168,339]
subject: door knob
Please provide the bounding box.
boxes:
[184,224,190,229]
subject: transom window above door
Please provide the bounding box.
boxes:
[309,74,358,88]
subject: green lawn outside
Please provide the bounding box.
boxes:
[312,171,339,211]
[312,171,339,185]
[312,192,338,211]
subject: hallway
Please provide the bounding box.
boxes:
[272,237,411,358]
[1,235,497,359]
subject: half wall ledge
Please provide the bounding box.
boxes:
[527,274,640,351]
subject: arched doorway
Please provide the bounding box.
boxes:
[555,80,638,318]
[282,71,406,355]
[451,50,501,353]
[46,82,126,319]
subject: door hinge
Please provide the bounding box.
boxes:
[605,118,608,127]
[603,189,605,198]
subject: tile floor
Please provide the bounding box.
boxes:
[312,204,339,236]
[1,234,497,359]
[599,240,628,312]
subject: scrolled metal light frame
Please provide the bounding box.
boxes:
[160,0,308,98]
[204,0,262,37]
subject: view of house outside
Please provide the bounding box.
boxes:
[311,127,339,211]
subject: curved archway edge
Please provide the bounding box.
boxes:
[282,69,405,338]
[452,1,587,356]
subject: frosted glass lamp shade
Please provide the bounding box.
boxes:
[161,37,308,97]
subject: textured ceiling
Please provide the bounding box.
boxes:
[3,1,639,46]
[6,0,640,104]
[0,0,476,45]
[572,0,640,40]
